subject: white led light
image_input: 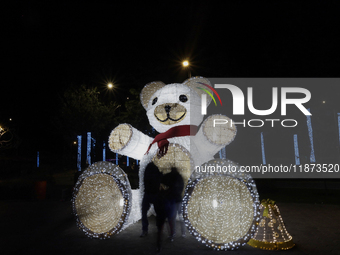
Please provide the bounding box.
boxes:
[212,199,217,208]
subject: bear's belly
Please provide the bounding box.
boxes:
[153,143,193,186]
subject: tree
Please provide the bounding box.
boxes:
[116,88,156,136]
[58,85,120,141]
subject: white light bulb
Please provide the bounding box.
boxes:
[213,199,218,208]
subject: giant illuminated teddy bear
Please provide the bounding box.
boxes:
[108,77,237,189]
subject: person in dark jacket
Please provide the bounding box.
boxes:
[140,162,162,237]
[155,167,184,251]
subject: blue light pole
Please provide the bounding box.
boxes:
[219,147,226,159]
[293,134,300,165]
[87,132,91,165]
[77,135,82,171]
[306,109,316,163]
[103,141,106,161]
[37,151,40,168]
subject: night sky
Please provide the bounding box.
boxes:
[2,1,340,159]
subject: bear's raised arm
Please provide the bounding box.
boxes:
[192,114,237,166]
[108,123,153,160]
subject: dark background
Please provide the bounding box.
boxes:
[1,1,340,177]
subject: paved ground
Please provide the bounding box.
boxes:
[1,176,339,254]
[1,198,340,255]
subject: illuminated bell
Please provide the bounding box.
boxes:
[247,199,295,250]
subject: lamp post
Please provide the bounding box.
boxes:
[182,60,191,78]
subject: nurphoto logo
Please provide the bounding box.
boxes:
[199,82,312,128]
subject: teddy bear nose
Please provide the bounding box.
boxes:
[164,105,171,113]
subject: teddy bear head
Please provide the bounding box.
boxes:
[140,77,213,133]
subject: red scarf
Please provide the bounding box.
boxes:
[145,125,198,158]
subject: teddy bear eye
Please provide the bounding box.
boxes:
[152,97,158,105]
[179,94,188,103]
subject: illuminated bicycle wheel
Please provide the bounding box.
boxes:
[72,161,132,239]
[182,159,260,250]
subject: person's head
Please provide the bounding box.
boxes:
[171,167,178,173]
[145,161,159,174]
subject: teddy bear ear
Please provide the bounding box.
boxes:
[140,81,166,110]
[183,76,213,105]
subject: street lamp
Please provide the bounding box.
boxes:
[108,83,114,89]
[182,60,191,78]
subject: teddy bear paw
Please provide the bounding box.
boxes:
[202,114,237,146]
[109,124,133,151]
